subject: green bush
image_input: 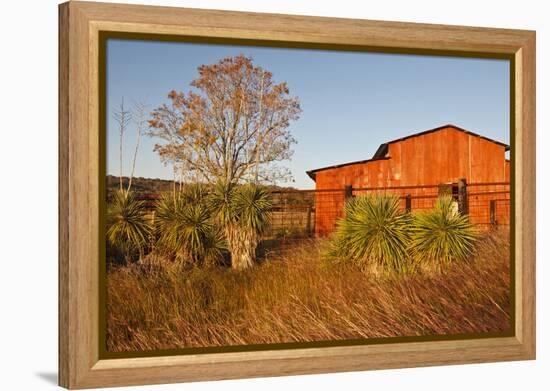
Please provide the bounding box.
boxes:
[106,189,151,263]
[410,196,478,266]
[328,194,411,274]
[154,189,225,265]
[180,183,210,204]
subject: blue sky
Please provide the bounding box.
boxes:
[106,39,510,190]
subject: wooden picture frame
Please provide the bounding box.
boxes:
[59,1,536,389]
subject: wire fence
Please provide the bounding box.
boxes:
[267,181,510,238]
[134,181,510,240]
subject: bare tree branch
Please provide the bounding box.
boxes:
[112,97,131,191]
[128,99,148,192]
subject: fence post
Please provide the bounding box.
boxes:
[405,194,412,213]
[344,184,353,200]
[306,206,312,237]
[282,197,287,241]
[150,210,156,251]
[490,200,496,226]
[458,178,469,215]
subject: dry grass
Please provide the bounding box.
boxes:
[106,228,511,352]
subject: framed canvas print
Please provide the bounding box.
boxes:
[58,1,536,389]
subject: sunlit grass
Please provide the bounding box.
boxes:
[106,229,510,352]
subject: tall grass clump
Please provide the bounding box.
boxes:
[210,182,272,270]
[328,194,411,274]
[410,196,478,267]
[154,185,225,265]
[107,232,510,352]
[106,189,151,263]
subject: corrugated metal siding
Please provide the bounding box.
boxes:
[313,126,510,235]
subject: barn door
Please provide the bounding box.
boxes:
[438,183,459,214]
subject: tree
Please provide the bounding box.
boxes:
[209,182,272,270]
[148,55,301,188]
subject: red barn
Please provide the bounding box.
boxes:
[307,124,510,235]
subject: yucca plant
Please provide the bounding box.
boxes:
[154,192,225,265]
[180,183,210,204]
[209,181,272,270]
[328,194,411,274]
[106,189,151,263]
[410,196,478,267]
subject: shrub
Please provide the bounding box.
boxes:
[410,196,478,266]
[180,183,210,204]
[328,194,411,274]
[154,191,225,265]
[106,189,151,263]
[210,182,272,269]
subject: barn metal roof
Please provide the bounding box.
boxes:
[306,157,390,181]
[306,124,510,181]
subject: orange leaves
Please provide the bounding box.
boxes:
[148,119,158,128]
[148,54,301,184]
[167,90,178,100]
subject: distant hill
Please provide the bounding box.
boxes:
[106,175,312,207]
[106,175,174,195]
[107,175,303,195]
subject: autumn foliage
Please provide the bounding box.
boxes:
[148,55,301,185]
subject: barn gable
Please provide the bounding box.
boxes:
[371,124,509,160]
[307,124,509,184]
